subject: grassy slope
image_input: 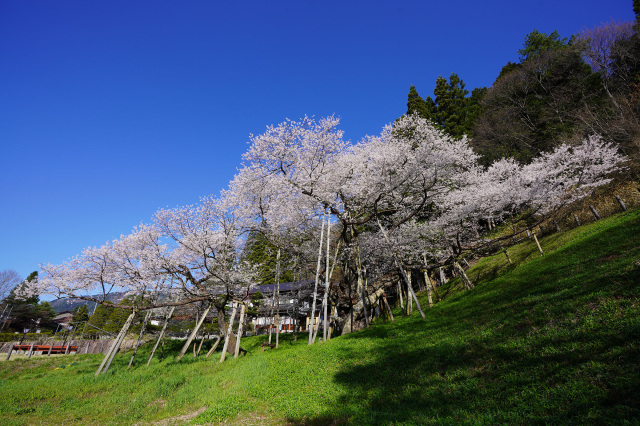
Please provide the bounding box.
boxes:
[0,209,639,425]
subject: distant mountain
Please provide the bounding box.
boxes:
[49,292,131,313]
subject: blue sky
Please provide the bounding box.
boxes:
[0,0,635,283]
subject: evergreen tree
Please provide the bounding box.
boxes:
[241,230,295,285]
[73,304,90,323]
[472,30,601,164]
[405,74,485,139]
[87,303,115,334]
[0,271,55,332]
[518,29,568,62]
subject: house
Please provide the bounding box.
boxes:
[250,279,331,334]
[52,311,74,327]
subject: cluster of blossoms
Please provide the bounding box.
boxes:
[24,115,626,328]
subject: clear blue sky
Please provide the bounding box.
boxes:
[0,0,635,282]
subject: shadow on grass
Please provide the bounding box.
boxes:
[287,211,640,425]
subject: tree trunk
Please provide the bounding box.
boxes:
[220,302,239,363]
[342,287,387,333]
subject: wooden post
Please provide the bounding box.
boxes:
[405,269,413,316]
[382,294,394,322]
[533,232,544,256]
[574,214,580,227]
[439,267,447,285]
[5,344,13,360]
[196,334,206,358]
[323,218,332,341]
[99,310,136,376]
[309,213,326,345]
[220,302,239,363]
[205,336,222,358]
[275,249,281,349]
[615,195,627,211]
[553,218,560,232]
[589,205,601,220]
[65,326,77,355]
[234,304,246,358]
[147,305,176,367]
[27,342,35,359]
[423,268,433,308]
[375,218,425,320]
[503,247,513,264]
[454,261,474,290]
[128,310,152,368]
[177,303,212,361]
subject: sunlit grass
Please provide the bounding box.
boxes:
[0,209,638,424]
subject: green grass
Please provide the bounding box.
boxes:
[1,209,639,425]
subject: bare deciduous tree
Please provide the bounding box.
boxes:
[0,270,21,301]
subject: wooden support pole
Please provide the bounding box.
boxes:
[574,214,580,227]
[589,205,601,220]
[65,326,77,355]
[423,267,433,308]
[322,218,332,342]
[128,310,152,368]
[234,304,246,358]
[196,335,206,358]
[533,232,544,256]
[309,212,326,345]
[454,261,474,290]
[205,336,222,358]
[99,310,136,376]
[275,248,281,349]
[5,344,13,360]
[553,218,560,232]
[177,303,212,361]
[382,294,394,322]
[376,218,425,320]
[405,269,413,316]
[503,248,513,264]
[615,195,627,211]
[95,312,133,376]
[147,305,176,367]
[27,342,35,359]
[220,302,239,363]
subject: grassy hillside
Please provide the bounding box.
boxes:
[1,209,639,425]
